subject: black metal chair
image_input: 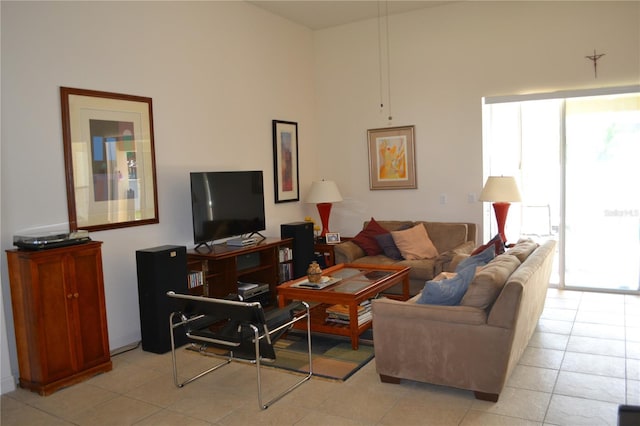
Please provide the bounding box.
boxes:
[166,291,312,409]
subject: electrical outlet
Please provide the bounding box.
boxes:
[439,194,447,204]
[468,193,477,203]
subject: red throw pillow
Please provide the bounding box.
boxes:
[471,233,505,256]
[351,218,388,256]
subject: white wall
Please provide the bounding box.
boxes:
[314,1,640,237]
[0,1,317,393]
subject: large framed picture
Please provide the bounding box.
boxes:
[60,87,159,232]
[272,120,300,203]
[367,125,417,190]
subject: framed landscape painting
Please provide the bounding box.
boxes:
[367,125,417,190]
[60,87,159,231]
[272,120,300,203]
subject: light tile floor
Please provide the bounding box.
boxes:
[2,289,639,425]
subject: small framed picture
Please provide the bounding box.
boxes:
[325,232,341,244]
[272,120,299,203]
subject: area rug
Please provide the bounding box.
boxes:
[267,331,374,381]
[186,331,374,381]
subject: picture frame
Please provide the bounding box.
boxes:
[272,120,300,203]
[60,87,159,232]
[367,125,417,190]
[325,232,341,244]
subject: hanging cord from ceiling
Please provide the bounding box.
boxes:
[377,1,393,123]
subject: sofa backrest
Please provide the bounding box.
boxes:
[460,254,522,310]
[369,220,414,232]
[486,240,556,330]
[487,239,557,386]
[363,220,477,254]
[419,222,476,253]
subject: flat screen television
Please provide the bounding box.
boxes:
[190,171,266,248]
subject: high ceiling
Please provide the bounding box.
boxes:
[247,1,453,30]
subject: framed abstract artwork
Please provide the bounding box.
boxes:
[272,120,300,203]
[367,125,417,190]
[60,87,159,231]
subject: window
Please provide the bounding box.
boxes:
[483,86,640,292]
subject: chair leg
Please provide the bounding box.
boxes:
[256,308,313,410]
[169,313,231,388]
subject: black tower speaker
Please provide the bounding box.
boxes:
[136,245,188,353]
[281,222,315,279]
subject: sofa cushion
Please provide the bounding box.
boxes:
[351,217,388,256]
[374,233,403,260]
[471,233,505,256]
[419,222,470,253]
[417,264,477,306]
[391,224,438,260]
[507,238,539,263]
[455,243,495,272]
[460,254,521,310]
[350,254,398,266]
[398,258,437,281]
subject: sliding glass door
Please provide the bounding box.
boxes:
[564,94,640,291]
[483,87,640,293]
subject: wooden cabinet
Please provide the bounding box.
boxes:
[186,238,293,305]
[6,241,112,395]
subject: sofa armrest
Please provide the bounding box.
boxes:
[334,241,365,264]
[438,240,476,272]
[372,297,487,325]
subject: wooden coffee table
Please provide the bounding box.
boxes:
[276,263,410,349]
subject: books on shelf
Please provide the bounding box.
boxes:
[278,246,294,282]
[279,247,293,262]
[187,270,204,289]
[279,262,293,282]
[325,300,372,326]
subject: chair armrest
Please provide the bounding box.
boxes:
[265,301,308,323]
[372,297,487,325]
[334,241,365,264]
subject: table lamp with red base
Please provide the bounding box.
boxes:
[479,176,522,244]
[306,180,343,239]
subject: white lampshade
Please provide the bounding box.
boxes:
[478,176,522,202]
[306,180,343,204]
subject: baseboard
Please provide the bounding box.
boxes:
[1,373,17,395]
[109,333,141,355]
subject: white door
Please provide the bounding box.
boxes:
[564,93,640,291]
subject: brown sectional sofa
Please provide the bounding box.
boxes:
[371,239,557,401]
[333,220,477,296]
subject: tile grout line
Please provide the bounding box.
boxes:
[541,290,581,424]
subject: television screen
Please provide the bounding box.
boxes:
[190,171,266,246]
